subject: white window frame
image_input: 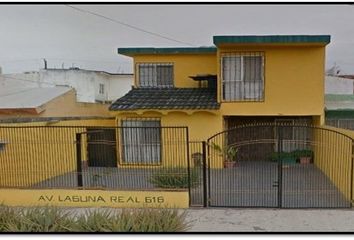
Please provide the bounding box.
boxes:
[137,63,174,88]
[221,53,264,101]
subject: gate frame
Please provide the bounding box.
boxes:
[204,123,354,209]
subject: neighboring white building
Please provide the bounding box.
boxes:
[0,68,133,103]
[325,75,354,94]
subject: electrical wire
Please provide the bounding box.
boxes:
[65,5,194,46]
[0,58,131,64]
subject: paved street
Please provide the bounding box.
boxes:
[54,206,354,232]
[185,208,354,232]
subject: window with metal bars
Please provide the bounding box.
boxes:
[221,52,264,101]
[137,63,173,88]
[121,119,161,164]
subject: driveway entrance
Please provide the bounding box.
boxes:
[206,123,353,208]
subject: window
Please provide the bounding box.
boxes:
[137,63,173,88]
[222,53,264,101]
[121,119,161,164]
[99,83,105,94]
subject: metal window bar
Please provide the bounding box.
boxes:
[137,63,174,88]
[221,52,264,101]
[326,118,354,130]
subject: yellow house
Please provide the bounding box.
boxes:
[109,35,330,166]
[3,35,354,209]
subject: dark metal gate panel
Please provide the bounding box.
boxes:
[208,124,279,208]
[207,123,353,209]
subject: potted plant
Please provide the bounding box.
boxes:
[270,152,297,165]
[210,143,239,168]
[191,152,203,167]
[294,149,313,164]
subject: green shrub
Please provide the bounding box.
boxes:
[0,206,189,232]
[74,208,189,232]
[270,152,294,161]
[149,168,200,189]
[1,207,75,232]
[0,205,18,232]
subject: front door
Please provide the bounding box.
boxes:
[87,128,117,167]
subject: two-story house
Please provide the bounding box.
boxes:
[109,35,330,166]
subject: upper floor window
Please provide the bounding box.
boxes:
[137,63,173,88]
[221,52,264,101]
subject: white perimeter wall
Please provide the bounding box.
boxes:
[325,76,354,94]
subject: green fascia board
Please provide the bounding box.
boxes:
[118,47,217,56]
[325,109,354,119]
[213,35,331,46]
[325,94,354,101]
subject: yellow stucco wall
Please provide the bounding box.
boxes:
[0,189,189,208]
[133,54,217,88]
[128,44,326,120]
[0,119,116,187]
[41,90,111,117]
[313,125,353,201]
[217,45,325,119]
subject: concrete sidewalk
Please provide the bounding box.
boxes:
[185,208,354,232]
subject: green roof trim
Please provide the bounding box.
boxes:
[118,47,217,56]
[325,94,354,102]
[213,35,331,46]
[325,109,354,119]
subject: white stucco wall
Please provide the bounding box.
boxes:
[325,76,354,94]
[107,74,133,102]
[0,69,133,103]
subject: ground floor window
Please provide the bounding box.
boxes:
[121,119,161,164]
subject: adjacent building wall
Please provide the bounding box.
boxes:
[0,69,133,103]
[325,76,354,94]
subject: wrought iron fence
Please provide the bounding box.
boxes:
[0,126,192,193]
[326,119,354,130]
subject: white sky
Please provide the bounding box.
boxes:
[0,4,353,74]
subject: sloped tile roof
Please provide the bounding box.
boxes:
[109,88,220,111]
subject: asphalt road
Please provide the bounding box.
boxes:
[57,206,354,232]
[185,208,354,232]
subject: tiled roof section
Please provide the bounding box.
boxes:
[109,88,220,111]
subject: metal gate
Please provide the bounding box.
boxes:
[206,123,353,208]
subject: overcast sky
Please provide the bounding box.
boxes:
[0,4,353,74]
